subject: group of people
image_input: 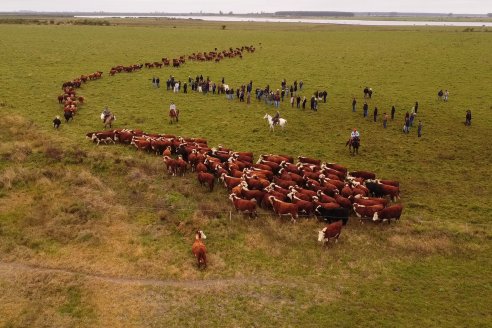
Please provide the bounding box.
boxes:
[353,91,424,137]
[437,89,450,101]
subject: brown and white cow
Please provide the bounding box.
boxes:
[373,204,403,222]
[318,220,343,245]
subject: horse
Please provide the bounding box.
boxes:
[169,108,179,124]
[101,112,115,129]
[192,230,207,269]
[346,137,360,155]
[264,114,287,131]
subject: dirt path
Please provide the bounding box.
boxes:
[0,261,274,289]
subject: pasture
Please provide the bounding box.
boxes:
[0,19,491,327]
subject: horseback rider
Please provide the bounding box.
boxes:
[272,111,280,125]
[169,101,177,116]
[102,106,111,121]
[351,128,360,142]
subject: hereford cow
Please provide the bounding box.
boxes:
[229,194,257,218]
[192,230,207,269]
[269,196,298,223]
[373,204,403,223]
[353,203,384,220]
[317,220,343,245]
[197,172,215,191]
[315,206,349,225]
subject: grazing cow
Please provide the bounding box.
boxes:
[269,196,298,223]
[197,172,215,191]
[373,204,403,223]
[229,194,257,218]
[318,220,343,245]
[353,203,384,220]
[192,230,207,269]
[298,156,321,166]
[315,206,349,225]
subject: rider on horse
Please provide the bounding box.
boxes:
[351,128,360,141]
[169,101,177,116]
[102,106,111,121]
[272,111,280,125]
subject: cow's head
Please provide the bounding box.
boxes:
[268,195,275,205]
[373,212,380,221]
[198,230,206,240]
[317,227,327,242]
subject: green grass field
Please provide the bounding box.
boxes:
[0,20,491,327]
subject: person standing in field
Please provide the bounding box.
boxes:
[352,97,356,112]
[383,113,388,128]
[373,107,378,122]
[322,91,328,103]
[183,82,188,93]
[438,89,443,100]
[444,90,449,101]
[414,101,419,114]
[465,110,472,126]
[296,95,301,108]
[417,120,423,137]
[391,105,396,120]
[299,80,303,90]
[152,76,156,88]
[247,92,251,104]
[53,116,61,129]
[363,102,368,118]
[290,95,295,108]
[302,96,307,109]
[156,77,160,88]
[409,110,416,127]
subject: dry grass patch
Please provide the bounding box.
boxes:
[388,234,454,255]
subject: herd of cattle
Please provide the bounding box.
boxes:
[86,128,404,244]
[56,45,255,119]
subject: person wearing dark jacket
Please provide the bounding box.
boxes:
[391,105,396,120]
[363,102,368,118]
[373,107,378,122]
[53,116,61,129]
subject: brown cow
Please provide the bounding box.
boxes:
[318,220,343,245]
[229,194,257,218]
[269,196,298,223]
[192,230,207,269]
[197,172,214,191]
[373,204,403,222]
[353,203,384,220]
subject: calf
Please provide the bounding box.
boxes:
[318,220,343,245]
[373,204,403,223]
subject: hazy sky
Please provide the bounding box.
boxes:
[1,0,490,14]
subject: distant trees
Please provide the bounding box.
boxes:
[274,11,354,17]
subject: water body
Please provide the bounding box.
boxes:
[76,15,492,27]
